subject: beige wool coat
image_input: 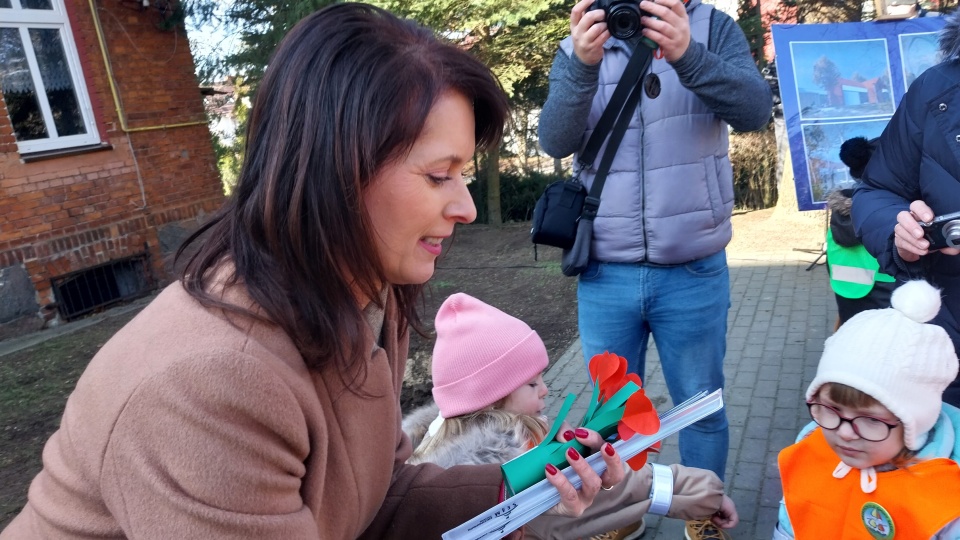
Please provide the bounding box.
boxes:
[1,276,502,539]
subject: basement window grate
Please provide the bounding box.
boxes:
[50,253,153,321]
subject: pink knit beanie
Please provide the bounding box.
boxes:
[431,293,549,418]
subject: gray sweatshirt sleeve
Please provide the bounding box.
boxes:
[672,10,772,132]
[537,49,601,159]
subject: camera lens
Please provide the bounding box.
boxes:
[944,220,960,248]
[607,4,641,39]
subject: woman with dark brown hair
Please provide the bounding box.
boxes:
[1,3,624,539]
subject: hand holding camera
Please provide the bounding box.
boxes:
[894,200,960,262]
[573,0,691,63]
[589,0,658,48]
[920,211,960,250]
[570,0,611,65]
[636,0,691,62]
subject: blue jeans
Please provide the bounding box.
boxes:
[577,250,730,479]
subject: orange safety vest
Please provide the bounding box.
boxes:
[779,428,960,539]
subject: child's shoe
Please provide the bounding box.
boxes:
[588,518,646,540]
[684,519,730,540]
[683,519,730,540]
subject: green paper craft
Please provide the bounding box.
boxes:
[586,382,638,438]
[500,379,641,494]
[501,393,582,494]
[581,380,603,426]
[542,393,576,445]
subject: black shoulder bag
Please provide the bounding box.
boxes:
[531,47,653,276]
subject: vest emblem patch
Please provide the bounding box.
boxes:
[861,502,895,539]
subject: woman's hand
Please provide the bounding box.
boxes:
[544,429,625,517]
[556,422,577,443]
[711,494,739,529]
[570,0,609,66]
[895,200,960,261]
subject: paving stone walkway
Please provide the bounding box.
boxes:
[542,251,836,540]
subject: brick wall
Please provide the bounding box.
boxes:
[694,0,790,67]
[758,0,797,62]
[0,1,224,327]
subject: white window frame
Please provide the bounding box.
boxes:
[0,0,99,153]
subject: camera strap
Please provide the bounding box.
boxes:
[579,46,653,222]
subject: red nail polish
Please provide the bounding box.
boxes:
[604,443,615,456]
[567,447,581,461]
[545,463,558,475]
[575,428,589,438]
[563,430,575,441]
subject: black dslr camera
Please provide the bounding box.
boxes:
[920,211,960,250]
[590,0,653,45]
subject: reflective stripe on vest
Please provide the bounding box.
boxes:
[831,264,875,286]
[779,428,960,539]
[826,229,895,299]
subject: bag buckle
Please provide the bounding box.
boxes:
[582,196,601,220]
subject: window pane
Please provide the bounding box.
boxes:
[20,0,53,9]
[0,1,13,9]
[0,28,48,141]
[29,28,85,137]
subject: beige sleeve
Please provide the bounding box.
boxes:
[524,464,655,540]
[665,464,725,521]
[100,353,321,539]
[523,463,725,540]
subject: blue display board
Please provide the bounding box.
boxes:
[772,18,945,211]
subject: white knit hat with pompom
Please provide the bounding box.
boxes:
[806,280,959,450]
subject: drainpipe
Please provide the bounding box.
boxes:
[87,0,209,209]
[88,0,207,133]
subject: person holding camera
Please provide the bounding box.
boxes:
[537,0,770,538]
[851,11,960,408]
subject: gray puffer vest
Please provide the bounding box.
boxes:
[560,0,733,265]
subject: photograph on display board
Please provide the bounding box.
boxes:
[772,16,946,210]
[790,39,894,120]
[900,32,939,89]
[801,119,889,203]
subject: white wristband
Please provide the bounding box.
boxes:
[648,463,673,516]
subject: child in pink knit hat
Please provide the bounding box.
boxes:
[404,293,738,540]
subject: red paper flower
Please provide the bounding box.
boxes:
[588,352,662,471]
[618,389,660,439]
[589,351,643,401]
[626,440,661,470]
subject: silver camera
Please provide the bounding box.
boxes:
[920,211,960,250]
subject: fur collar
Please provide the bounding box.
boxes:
[941,10,960,61]
[402,402,531,468]
[827,188,853,216]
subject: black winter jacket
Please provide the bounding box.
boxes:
[852,59,960,356]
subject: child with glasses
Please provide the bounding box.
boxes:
[773,280,960,539]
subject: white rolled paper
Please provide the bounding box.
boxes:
[442,389,724,540]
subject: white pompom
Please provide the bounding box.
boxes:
[891,280,942,323]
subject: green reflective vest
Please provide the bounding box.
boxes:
[826,229,896,299]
